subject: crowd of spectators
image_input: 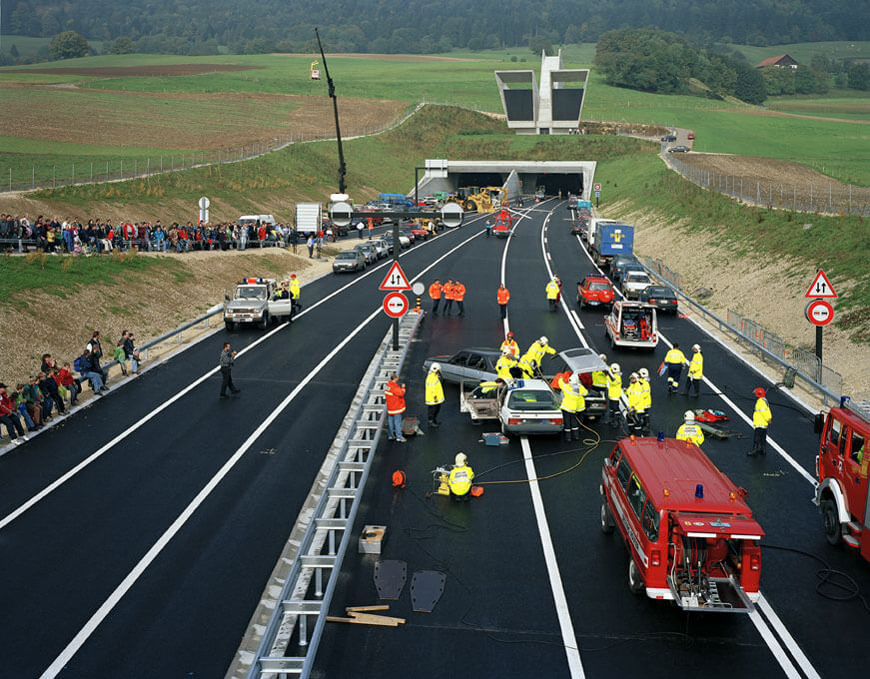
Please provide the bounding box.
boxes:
[0,329,142,446]
[0,214,325,254]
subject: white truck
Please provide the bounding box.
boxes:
[224,277,295,330]
[604,300,659,350]
[295,203,322,237]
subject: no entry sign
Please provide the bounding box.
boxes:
[805,299,834,327]
[383,292,409,318]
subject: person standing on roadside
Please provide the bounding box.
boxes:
[428,279,443,315]
[307,233,315,258]
[219,342,241,399]
[442,280,455,316]
[290,228,299,254]
[288,274,301,323]
[425,363,445,428]
[385,373,407,443]
[497,283,510,320]
[86,330,107,384]
[685,344,703,397]
[453,280,466,316]
[747,387,772,457]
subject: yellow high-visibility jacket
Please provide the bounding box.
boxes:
[448,465,474,495]
[688,352,704,379]
[546,281,560,300]
[639,378,652,410]
[676,422,705,446]
[607,374,623,401]
[425,372,444,405]
[495,355,517,380]
[753,397,772,428]
[664,348,686,365]
[626,382,645,412]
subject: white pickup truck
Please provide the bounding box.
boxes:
[223,277,295,330]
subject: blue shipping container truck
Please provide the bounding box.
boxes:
[379,193,413,208]
[598,223,634,257]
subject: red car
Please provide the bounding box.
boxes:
[687,131,695,140]
[410,226,430,240]
[577,275,615,309]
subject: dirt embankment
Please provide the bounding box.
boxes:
[0,248,345,390]
[3,64,260,77]
[611,202,870,399]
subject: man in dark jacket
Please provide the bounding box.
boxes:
[219,342,241,398]
[39,371,65,414]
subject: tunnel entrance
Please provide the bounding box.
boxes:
[454,173,507,190]
[531,173,584,196]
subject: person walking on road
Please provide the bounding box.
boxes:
[219,342,241,399]
[485,219,493,238]
[685,344,703,397]
[425,363,445,428]
[385,373,407,443]
[288,274,301,323]
[428,279,443,315]
[676,411,705,447]
[546,277,561,312]
[663,343,687,395]
[453,280,466,316]
[747,387,772,457]
[497,283,510,320]
[442,280,455,316]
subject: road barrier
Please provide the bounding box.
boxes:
[642,256,843,404]
[239,309,422,679]
[663,151,869,217]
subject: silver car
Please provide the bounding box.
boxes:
[423,348,500,385]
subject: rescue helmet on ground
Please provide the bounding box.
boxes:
[754,387,766,398]
[455,452,468,466]
[639,368,649,379]
[430,362,441,373]
[692,344,701,352]
[684,410,695,422]
[610,363,621,375]
[539,336,548,345]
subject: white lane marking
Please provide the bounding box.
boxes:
[747,609,802,679]
[0,217,490,532]
[570,310,585,330]
[540,213,589,349]
[500,201,546,336]
[569,232,821,679]
[758,595,822,679]
[521,437,586,679]
[37,219,489,678]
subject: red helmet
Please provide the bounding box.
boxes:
[754,387,766,398]
[391,470,407,488]
[506,331,516,339]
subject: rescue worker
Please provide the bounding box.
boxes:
[523,336,556,371]
[546,277,561,312]
[664,342,687,394]
[591,354,609,392]
[561,373,588,442]
[497,283,510,320]
[638,367,652,432]
[626,372,645,435]
[448,452,474,502]
[747,387,772,457]
[442,280,455,315]
[676,410,705,447]
[517,353,536,379]
[606,363,623,427]
[496,350,518,381]
[288,274,301,323]
[685,344,703,397]
[428,279,443,315]
[425,363,445,428]
[500,331,519,359]
[453,280,466,316]
[385,373,407,443]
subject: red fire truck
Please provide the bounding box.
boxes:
[600,437,764,612]
[814,399,870,561]
[492,208,513,237]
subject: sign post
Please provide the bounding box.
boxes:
[593,182,601,208]
[198,196,210,224]
[804,270,837,369]
[379,261,411,350]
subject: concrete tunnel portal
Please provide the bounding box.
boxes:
[414,160,596,202]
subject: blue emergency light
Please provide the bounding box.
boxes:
[695,483,704,499]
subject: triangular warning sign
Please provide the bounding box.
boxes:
[804,270,837,299]
[379,261,411,291]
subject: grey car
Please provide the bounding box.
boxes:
[371,240,389,259]
[423,348,500,385]
[333,249,366,273]
[354,243,377,265]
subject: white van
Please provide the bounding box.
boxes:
[239,214,276,227]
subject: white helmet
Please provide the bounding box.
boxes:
[455,452,468,466]
[539,336,548,345]
[430,362,441,373]
[610,363,621,375]
[692,344,701,353]
[599,353,607,362]
[502,349,513,357]
[639,368,649,379]
[569,374,580,389]
[630,372,639,381]
[684,410,695,422]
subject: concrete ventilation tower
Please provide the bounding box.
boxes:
[495,49,589,135]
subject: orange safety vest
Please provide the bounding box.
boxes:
[429,282,443,300]
[497,287,510,305]
[443,283,455,300]
[453,283,466,302]
[550,371,572,390]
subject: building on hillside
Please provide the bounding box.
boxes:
[755,54,799,69]
[494,50,589,135]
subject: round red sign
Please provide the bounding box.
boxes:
[805,299,834,327]
[383,292,409,319]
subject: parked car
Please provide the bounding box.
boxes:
[621,271,653,299]
[611,258,643,283]
[354,244,377,265]
[371,240,389,259]
[608,254,638,276]
[410,226,430,240]
[605,301,658,350]
[423,348,500,385]
[668,145,690,153]
[660,134,677,142]
[333,249,366,273]
[378,237,395,254]
[400,229,417,244]
[640,286,679,314]
[577,275,615,310]
[687,131,695,140]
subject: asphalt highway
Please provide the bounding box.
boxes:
[0,200,866,678]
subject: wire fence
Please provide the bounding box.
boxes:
[664,151,870,216]
[1,103,424,195]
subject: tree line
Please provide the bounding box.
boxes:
[1,0,867,58]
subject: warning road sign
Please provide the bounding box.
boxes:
[383,292,409,318]
[804,270,837,299]
[805,299,834,326]
[379,261,411,291]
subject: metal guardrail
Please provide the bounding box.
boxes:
[247,310,422,679]
[641,256,842,405]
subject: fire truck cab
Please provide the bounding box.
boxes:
[814,399,870,561]
[601,437,764,613]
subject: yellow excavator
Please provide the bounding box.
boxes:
[462,186,504,213]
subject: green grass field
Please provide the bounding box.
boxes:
[1,43,868,186]
[732,41,870,67]
[766,91,870,121]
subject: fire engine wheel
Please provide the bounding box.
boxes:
[628,558,644,594]
[821,499,842,546]
[259,313,269,330]
[600,502,614,534]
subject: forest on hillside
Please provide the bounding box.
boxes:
[2,0,868,56]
